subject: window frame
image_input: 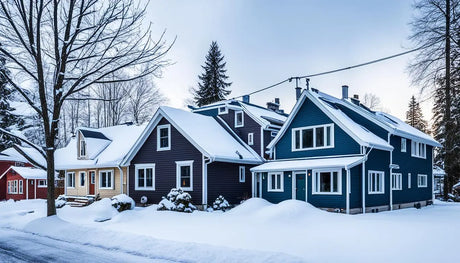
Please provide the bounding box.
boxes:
[79,171,86,187]
[235,111,244,128]
[417,174,428,188]
[401,138,407,153]
[218,106,228,115]
[38,179,47,188]
[18,180,23,194]
[89,170,96,184]
[239,166,246,183]
[135,163,156,191]
[99,170,114,189]
[408,173,411,189]
[368,170,385,194]
[157,124,171,151]
[66,172,75,188]
[312,169,342,195]
[391,173,402,190]
[267,172,284,192]
[411,140,426,159]
[7,181,11,194]
[248,133,254,146]
[176,160,194,191]
[291,124,334,151]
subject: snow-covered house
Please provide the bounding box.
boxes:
[55,123,146,199]
[251,86,441,214]
[433,166,445,196]
[190,96,288,159]
[0,166,52,200]
[121,106,263,206]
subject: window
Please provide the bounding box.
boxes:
[12,180,18,194]
[18,180,23,194]
[7,181,11,194]
[268,173,283,192]
[418,174,427,187]
[176,161,193,191]
[411,140,426,158]
[368,171,384,194]
[401,138,407,152]
[313,169,341,194]
[99,170,114,189]
[292,124,334,151]
[271,131,278,138]
[67,172,75,188]
[239,166,246,183]
[218,106,228,115]
[90,171,96,184]
[408,173,411,189]
[38,180,47,188]
[235,111,244,127]
[79,139,86,157]
[248,133,254,145]
[14,161,25,167]
[392,173,402,190]
[79,172,86,187]
[135,164,155,190]
[157,124,171,151]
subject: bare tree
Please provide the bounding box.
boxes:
[0,0,172,216]
[362,93,381,110]
[127,77,166,125]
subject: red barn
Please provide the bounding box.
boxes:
[0,166,48,200]
[0,151,31,200]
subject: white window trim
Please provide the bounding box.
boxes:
[239,166,246,183]
[408,173,411,189]
[368,170,385,194]
[218,106,228,115]
[248,133,254,146]
[66,172,75,188]
[7,181,11,194]
[135,163,156,191]
[157,124,171,151]
[291,124,334,151]
[79,171,86,187]
[391,173,402,190]
[418,174,428,188]
[312,169,342,195]
[79,139,87,158]
[401,138,406,153]
[411,140,426,159]
[267,172,284,192]
[99,170,114,190]
[19,180,23,194]
[235,111,244,128]
[12,180,18,194]
[176,160,194,191]
[37,179,47,188]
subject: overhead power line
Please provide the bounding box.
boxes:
[231,44,431,100]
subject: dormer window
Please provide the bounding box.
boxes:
[157,124,171,151]
[218,106,228,115]
[78,132,87,158]
[235,111,244,127]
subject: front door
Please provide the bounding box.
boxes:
[89,171,95,195]
[295,173,306,201]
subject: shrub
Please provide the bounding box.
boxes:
[212,195,231,211]
[111,194,135,212]
[158,188,196,213]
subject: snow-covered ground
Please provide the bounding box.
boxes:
[1,198,459,263]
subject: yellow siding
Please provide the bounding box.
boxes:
[65,167,127,198]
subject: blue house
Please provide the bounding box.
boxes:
[250,86,441,214]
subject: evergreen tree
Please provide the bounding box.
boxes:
[194,41,231,106]
[0,50,24,151]
[405,96,428,133]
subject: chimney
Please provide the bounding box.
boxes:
[267,100,280,112]
[242,95,250,103]
[295,87,302,100]
[275,98,280,105]
[353,94,359,100]
[342,85,349,99]
[350,94,360,106]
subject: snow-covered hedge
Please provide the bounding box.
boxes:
[212,195,231,211]
[55,195,67,209]
[111,194,135,212]
[157,188,196,213]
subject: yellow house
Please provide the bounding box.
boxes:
[55,124,146,199]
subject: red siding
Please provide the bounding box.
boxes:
[0,161,34,200]
[4,169,47,200]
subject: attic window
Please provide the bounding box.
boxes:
[79,138,86,157]
[292,124,334,151]
[218,106,228,115]
[235,111,244,128]
[157,124,171,151]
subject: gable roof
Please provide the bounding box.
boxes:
[122,106,263,166]
[191,100,288,129]
[55,124,146,170]
[0,146,46,169]
[268,89,393,151]
[317,91,441,147]
[0,166,54,180]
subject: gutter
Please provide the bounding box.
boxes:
[117,165,124,194]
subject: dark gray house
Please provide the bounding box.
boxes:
[122,106,263,206]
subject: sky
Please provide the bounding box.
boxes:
[146,1,431,122]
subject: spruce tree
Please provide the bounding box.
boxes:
[194,41,231,106]
[405,95,428,133]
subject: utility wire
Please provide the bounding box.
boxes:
[231,44,431,100]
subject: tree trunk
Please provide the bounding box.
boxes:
[45,135,56,216]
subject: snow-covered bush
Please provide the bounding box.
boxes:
[55,195,67,208]
[212,195,231,211]
[111,194,135,212]
[157,188,196,213]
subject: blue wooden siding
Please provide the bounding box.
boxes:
[363,149,391,207]
[349,165,362,209]
[275,97,361,159]
[207,162,253,204]
[306,168,346,209]
[335,105,388,139]
[261,172,292,203]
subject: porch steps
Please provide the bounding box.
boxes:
[68,197,91,207]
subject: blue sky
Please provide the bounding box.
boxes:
[146,1,431,121]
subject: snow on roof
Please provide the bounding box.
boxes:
[433,166,446,176]
[15,145,47,168]
[0,148,28,162]
[158,106,262,163]
[55,124,147,170]
[0,166,51,180]
[251,156,365,172]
